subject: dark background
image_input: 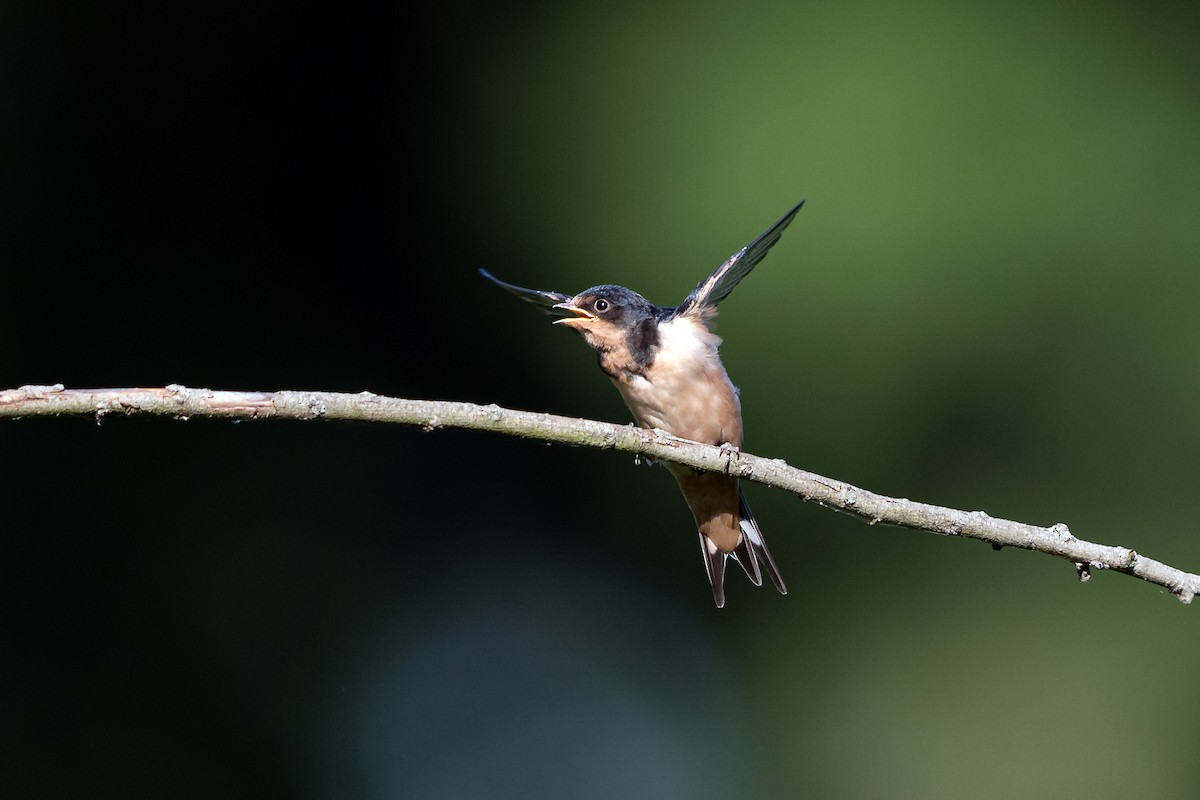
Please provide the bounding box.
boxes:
[3,2,1199,798]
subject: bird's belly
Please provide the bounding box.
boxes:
[614,363,743,447]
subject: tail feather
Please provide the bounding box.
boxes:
[739,492,788,595]
[697,493,787,607]
[698,531,728,608]
[731,534,763,586]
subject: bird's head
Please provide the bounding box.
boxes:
[553,285,656,351]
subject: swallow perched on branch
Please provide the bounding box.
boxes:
[481,201,803,606]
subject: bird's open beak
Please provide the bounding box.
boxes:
[551,302,596,327]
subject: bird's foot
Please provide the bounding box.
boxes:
[719,442,740,475]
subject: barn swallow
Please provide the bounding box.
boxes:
[480,201,803,607]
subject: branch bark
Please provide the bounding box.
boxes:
[3,383,1196,604]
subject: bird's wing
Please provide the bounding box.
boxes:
[479,269,575,317]
[675,201,804,319]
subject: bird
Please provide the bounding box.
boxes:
[480,201,804,607]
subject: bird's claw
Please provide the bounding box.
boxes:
[719,442,740,474]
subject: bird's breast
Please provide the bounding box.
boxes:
[612,316,743,447]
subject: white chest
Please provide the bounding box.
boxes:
[613,316,743,446]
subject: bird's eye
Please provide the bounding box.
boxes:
[594,298,610,313]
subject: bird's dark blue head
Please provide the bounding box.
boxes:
[554,285,655,327]
[553,284,661,369]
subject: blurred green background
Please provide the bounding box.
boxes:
[3,1,1198,798]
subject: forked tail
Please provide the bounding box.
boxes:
[698,491,787,607]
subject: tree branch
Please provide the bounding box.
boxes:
[3,383,1196,604]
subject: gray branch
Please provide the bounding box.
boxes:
[3,383,1196,605]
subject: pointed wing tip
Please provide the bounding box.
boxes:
[677,200,807,314]
[779,199,806,227]
[478,269,573,316]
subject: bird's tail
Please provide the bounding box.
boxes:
[698,492,787,607]
[735,491,787,596]
[699,531,732,608]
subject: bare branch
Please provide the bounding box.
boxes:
[3,383,1196,604]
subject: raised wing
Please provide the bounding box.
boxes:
[479,269,575,317]
[676,200,804,318]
